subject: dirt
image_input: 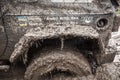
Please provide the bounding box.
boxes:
[10,25,100,63]
[8,26,118,80]
[0,0,119,80]
[22,43,120,80]
[8,26,119,80]
[24,47,92,80]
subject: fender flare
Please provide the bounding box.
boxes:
[9,26,102,63]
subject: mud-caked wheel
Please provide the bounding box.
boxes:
[24,48,92,80]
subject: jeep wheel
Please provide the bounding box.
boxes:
[24,48,92,80]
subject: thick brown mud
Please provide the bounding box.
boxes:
[23,42,120,80]
[10,25,100,63]
[24,47,92,80]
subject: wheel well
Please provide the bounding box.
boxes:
[26,36,100,65]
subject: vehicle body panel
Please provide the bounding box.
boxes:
[0,0,118,63]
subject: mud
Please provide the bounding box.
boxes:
[24,47,92,80]
[9,26,117,80]
[0,62,120,80]
[23,43,120,80]
[0,0,119,80]
[10,25,100,63]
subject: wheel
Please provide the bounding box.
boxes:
[24,48,92,80]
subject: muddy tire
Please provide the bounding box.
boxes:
[24,48,92,80]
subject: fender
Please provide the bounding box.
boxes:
[10,25,103,63]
